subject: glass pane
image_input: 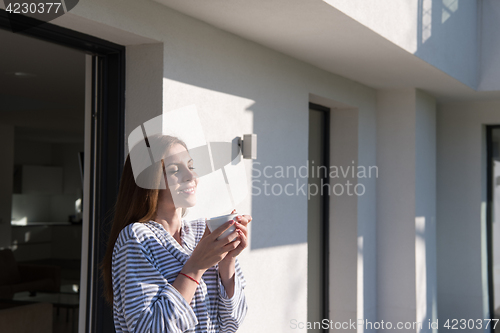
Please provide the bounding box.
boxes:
[1,29,86,333]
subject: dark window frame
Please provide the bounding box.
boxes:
[309,102,331,329]
[0,10,125,333]
[487,125,500,333]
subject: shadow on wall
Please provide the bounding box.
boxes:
[153,37,312,250]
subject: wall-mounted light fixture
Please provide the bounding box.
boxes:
[239,134,257,159]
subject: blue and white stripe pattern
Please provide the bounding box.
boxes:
[112,218,247,332]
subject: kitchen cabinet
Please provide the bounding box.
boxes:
[15,165,63,194]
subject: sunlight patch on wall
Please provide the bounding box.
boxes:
[415,216,427,332]
[422,0,433,43]
[442,0,459,23]
[357,235,364,333]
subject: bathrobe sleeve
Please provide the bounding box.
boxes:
[217,258,248,332]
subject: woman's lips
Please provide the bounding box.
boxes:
[179,187,195,194]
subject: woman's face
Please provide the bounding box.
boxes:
[162,143,198,209]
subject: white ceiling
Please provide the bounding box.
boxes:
[154,0,500,103]
[0,28,85,142]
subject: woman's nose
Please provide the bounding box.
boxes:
[182,167,197,182]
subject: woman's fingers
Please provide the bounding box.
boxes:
[209,220,235,240]
[216,228,239,246]
[226,229,247,257]
[234,214,252,226]
[191,231,235,270]
[234,222,248,237]
[237,229,247,250]
[192,212,250,267]
[222,238,241,252]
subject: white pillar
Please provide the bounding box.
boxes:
[376,89,437,332]
[415,90,437,333]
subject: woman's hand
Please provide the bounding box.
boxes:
[181,220,241,278]
[174,221,241,303]
[217,209,251,297]
[221,210,251,262]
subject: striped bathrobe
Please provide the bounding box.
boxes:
[112,219,247,333]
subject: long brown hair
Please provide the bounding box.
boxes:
[101,135,188,304]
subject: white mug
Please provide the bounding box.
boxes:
[206,213,238,241]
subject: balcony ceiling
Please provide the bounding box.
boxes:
[154,0,500,103]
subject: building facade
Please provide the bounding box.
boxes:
[1,0,500,332]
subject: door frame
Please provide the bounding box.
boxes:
[0,10,125,333]
[309,102,331,328]
[487,125,500,333]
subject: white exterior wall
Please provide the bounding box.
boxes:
[479,0,500,91]
[415,90,438,333]
[329,108,359,327]
[355,99,378,332]
[437,101,500,331]
[51,0,378,332]
[376,89,437,332]
[325,0,478,88]
[377,90,417,331]
[309,94,378,332]
[125,43,164,141]
[324,0,419,54]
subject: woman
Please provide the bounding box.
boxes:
[101,135,249,333]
